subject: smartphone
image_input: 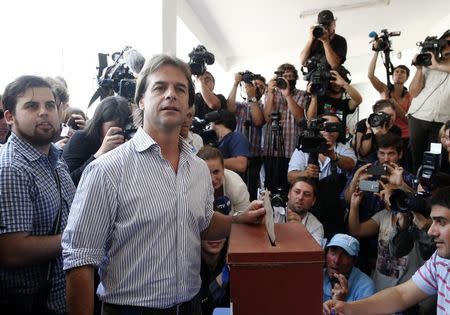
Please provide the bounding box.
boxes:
[367,164,387,176]
[359,180,379,193]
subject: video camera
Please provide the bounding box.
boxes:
[301,57,332,96]
[297,118,341,154]
[191,111,220,146]
[89,47,138,107]
[369,29,401,52]
[368,112,391,128]
[239,70,263,84]
[413,36,448,66]
[188,45,215,76]
[389,151,441,216]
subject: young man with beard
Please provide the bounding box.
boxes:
[324,186,450,315]
[0,76,76,314]
[276,177,324,246]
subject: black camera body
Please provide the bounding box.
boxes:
[313,24,327,38]
[190,111,220,146]
[270,111,282,132]
[390,189,431,216]
[301,57,332,96]
[240,70,262,84]
[273,71,287,90]
[368,112,390,128]
[371,29,401,52]
[270,187,286,208]
[414,36,448,66]
[419,151,441,191]
[297,118,341,154]
[188,45,215,76]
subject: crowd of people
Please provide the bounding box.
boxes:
[0,8,450,315]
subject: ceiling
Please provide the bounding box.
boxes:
[180,0,450,82]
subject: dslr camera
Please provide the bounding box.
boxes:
[274,71,288,90]
[413,36,448,67]
[188,45,215,76]
[368,112,390,128]
[191,111,220,146]
[301,57,332,96]
[239,70,262,84]
[312,24,327,39]
[369,29,401,52]
[297,118,341,154]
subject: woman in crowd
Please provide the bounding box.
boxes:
[62,95,131,186]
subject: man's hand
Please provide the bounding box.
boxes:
[412,212,432,231]
[279,78,291,97]
[234,200,266,224]
[94,127,125,158]
[71,114,86,129]
[322,141,336,159]
[267,78,277,94]
[412,54,424,70]
[427,52,440,70]
[331,273,349,301]
[382,163,405,187]
[354,163,372,182]
[234,73,243,85]
[54,137,69,149]
[304,164,320,178]
[323,300,347,315]
[330,70,348,88]
[318,27,330,43]
[287,209,302,223]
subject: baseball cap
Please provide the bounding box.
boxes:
[317,10,336,25]
[326,234,360,256]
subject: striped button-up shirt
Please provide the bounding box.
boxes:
[234,100,264,157]
[62,128,214,308]
[0,133,76,313]
[263,88,308,158]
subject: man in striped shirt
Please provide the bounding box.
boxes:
[323,186,450,315]
[62,54,265,315]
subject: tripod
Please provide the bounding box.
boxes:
[264,115,288,196]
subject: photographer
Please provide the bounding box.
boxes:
[306,65,362,125]
[263,63,309,193]
[299,10,347,70]
[211,109,251,175]
[355,99,401,164]
[408,29,450,173]
[275,177,324,246]
[181,106,203,153]
[227,72,265,199]
[62,96,131,186]
[194,71,227,119]
[288,114,356,182]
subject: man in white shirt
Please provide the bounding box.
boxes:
[275,177,324,246]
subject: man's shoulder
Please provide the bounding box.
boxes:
[333,33,347,43]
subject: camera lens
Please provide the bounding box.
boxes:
[276,78,287,90]
[313,25,325,38]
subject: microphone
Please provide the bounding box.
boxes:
[214,196,231,215]
[368,31,378,40]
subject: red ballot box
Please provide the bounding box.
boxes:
[227,223,324,315]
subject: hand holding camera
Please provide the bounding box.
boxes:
[234,72,243,85]
[350,190,364,209]
[304,163,320,178]
[94,126,125,158]
[330,70,347,88]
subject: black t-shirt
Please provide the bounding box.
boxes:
[309,33,347,66]
[316,95,355,124]
[194,92,227,119]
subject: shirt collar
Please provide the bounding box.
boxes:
[9,132,62,164]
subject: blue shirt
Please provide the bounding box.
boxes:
[323,267,375,302]
[218,131,251,159]
[62,128,214,308]
[0,133,76,313]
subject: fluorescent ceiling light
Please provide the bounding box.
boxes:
[299,0,390,18]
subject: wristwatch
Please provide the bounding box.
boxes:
[248,97,257,103]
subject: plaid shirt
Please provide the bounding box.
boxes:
[234,100,264,156]
[0,133,76,313]
[263,88,309,158]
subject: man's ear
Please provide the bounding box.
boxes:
[4,110,14,126]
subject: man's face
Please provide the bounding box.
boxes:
[428,205,450,259]
[5,87,60,147]
[377,146,401,164]
[139,64,189,131]
[287,181,316,216]
[201,239,226,256]
[282,70,296,82]
[206,158,224,190]
[326,21,336,36]
[320,115,339,145]
[180,107,194,138]
[393,67,409,84]
[326,246,354,278]
[444,129,450,153]
[254,79,266,96]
